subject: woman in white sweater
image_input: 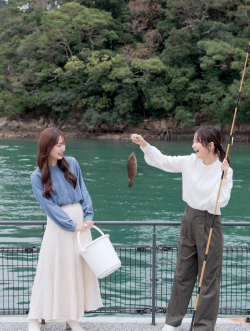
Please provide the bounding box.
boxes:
[131,126,233,331]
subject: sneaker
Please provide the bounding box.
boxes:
[162,325,179,331]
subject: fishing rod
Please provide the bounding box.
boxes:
[189,42,250,331]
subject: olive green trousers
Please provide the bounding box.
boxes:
[166,205,223,331]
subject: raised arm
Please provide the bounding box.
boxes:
[131,134,189,173]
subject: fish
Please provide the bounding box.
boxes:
[127,152,137,188]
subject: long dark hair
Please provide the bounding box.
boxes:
[195,125,230,165]
[37,128,77,199]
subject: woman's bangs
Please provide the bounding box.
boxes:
[56,134,67,145]
[195,129,207,147]
[195,130,202,144]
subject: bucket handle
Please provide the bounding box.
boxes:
[77,225,105,252]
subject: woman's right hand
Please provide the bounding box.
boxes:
[75,221,93,233]
[131,134,148,149]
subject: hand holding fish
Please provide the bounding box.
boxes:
[131,134,148,149]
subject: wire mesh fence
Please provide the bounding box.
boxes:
[155,245,250,315]
[220,246,250,315]
[0,246,39,315]
[0,243,249,317]
[96,245,153,314]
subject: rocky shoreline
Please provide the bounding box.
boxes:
[0,115,250,142]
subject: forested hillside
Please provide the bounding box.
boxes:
[1,0,250,128]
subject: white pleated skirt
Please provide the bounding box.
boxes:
[28,203,103,322]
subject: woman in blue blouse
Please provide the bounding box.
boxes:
[28,128,103,331]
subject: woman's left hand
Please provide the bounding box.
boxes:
[222,159,229,179]
[83,220,94,231]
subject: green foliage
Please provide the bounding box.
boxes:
[0,0,250,126]
[175,106,194,125]
[42,88,79,118]
[41,3,118,51]
[141,79,174,114]
[114,85,138,118]
[161,28,195,63]
[198,40,246,70]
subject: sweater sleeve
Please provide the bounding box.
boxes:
[210,167,233,211]
[74,161,94,221]
[31,173,77,232]
[141,144,190,173]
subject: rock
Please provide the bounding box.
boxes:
[97,134,123,140]
[0,118,8,129]
[175,123,195,134]
[146,119,169,132]
[10,120,19,129]
[176,133,194,140]
[87,125,96,133]
[239,124,250,133]
[0,114,250,141]
[37,116,45,126]
[19,121,32,131]
[100,123,110,131]
[61,125,70,130]
[48,118,55,127]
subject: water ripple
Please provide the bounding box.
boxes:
[0,140,249,247]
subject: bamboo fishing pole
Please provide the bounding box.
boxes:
[189,42,250,331]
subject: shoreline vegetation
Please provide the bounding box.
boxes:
[1,115,250,142]
[1,1,250,134]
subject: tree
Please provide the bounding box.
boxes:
[0,0,250,128]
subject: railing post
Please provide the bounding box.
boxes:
[151,225,156,325]
[42,224,45,241]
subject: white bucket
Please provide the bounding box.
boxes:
[77,225,121,279]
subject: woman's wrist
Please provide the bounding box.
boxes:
[222,171,228,179]
[140,141,148,149]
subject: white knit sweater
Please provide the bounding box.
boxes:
[141,144,233,215]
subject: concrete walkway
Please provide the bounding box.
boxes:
[0,317,249,331]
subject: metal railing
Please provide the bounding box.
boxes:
[0,220,250,325]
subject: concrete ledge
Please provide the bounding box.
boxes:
[0,317,249,331]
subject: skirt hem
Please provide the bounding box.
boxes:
[29,301,104,322]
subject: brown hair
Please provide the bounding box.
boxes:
[195,125,230,165]
[37,128,77,199]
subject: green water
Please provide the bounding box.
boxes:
[0,139,249,247]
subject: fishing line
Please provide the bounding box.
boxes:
[123,137,135,152]
[189,42,250,331]
[124,138,133,148]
